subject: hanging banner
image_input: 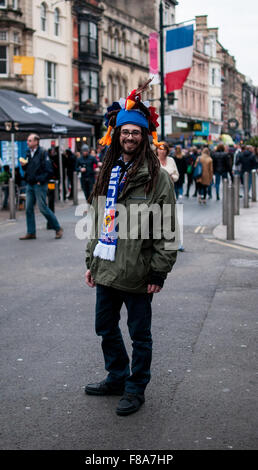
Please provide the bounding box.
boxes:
[149,32,159,85]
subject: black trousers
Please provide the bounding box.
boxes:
[81,177,94,202]
[95,284,153,395]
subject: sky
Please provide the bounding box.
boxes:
[176,0,258,85]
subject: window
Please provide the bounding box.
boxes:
[14,45,20,56]
[12,0,18,9]
[13,31,20,43]
[80,21,97,55]
[113,30,119,56]
[45,61,56,98]
[121,33,126,57]
[54,8,60,36]
[40,3,47,32]
[211,68,215,85]
[0,31,8,41]
[112,77,118,101]
[0,0,7,8]
[107,75,112,102]
[80,70,98,104]
[0,45,8,75]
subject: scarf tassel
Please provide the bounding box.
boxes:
[93,241,116,261]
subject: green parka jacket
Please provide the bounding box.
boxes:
[85,159,177,293]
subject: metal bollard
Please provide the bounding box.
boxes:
[227,184,234,240]
[73,171,78,205]
[222,178,228,225]
[55,181,59,202]
[233,174,240,215]
[9,178,16,220]
[252,169,256,202]
[243,171,249,208]
[47,179,56,229]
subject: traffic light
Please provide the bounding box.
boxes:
[167,92,176,105]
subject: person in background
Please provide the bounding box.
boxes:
[194,147,213,204]
[236,145,257,194]
[212,143,230,200]
[96,143,107,163]
[0,164,11,210]
[76,144,100,202]
[184,146,198,198]
[19,134,63,240]
[173,145,187,202]
[156,141,179,183]
[63,148,76,200]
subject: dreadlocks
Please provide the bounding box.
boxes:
[90,127,160,202]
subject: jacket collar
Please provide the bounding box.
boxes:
[118,159,151,199]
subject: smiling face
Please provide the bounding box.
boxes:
[119,124,143,159]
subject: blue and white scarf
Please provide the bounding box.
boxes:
[93,158,132,261]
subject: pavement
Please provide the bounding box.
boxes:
[0,188,258,450]
[213,201,258,251]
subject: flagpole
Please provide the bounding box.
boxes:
[159,1,165,141]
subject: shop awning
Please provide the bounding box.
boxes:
[0,89,94,139]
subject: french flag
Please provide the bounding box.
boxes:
[165,24,194,93]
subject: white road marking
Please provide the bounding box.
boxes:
[195,226,201,233]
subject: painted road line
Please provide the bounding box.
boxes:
[205,238,258,254]
[200,226,206,233]
[195,226,201,233]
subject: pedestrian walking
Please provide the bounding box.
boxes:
[63,148,76,199]
[19,134,63,240]
[194,147,213,204]
[236,145,256,194]
[84,85,177,416]
[212,144,230,200]
[173,145,187,202]
[157,141,179,183]
[184,146,198,197]
[76,144,99,202]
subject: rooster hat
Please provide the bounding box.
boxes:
[99,78,163,149]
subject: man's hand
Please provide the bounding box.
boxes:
[81,168,86,173]
[37,182,41,185]
[147,284,162,294]
[85,269,96,288]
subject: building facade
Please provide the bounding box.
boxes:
[101,0,177,132]
[193,16,223,140]
[32,1,73,115]
[170,18,209,143]
[217,43,245,139]
[0,0,34,93]
[71,0,104,141]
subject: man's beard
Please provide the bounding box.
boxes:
[121,140,142,155]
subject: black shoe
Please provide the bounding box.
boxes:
[192,193,197,197]
[116,393,145,416]
[216,195,220,200]
[85,380,124,396]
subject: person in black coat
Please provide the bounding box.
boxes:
[173,145,187,201]
[212,144,231,200]
[19,134,63,240]
[63,148,76,199]
[236,145,257,191]
[76,144,99,202]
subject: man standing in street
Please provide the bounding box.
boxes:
[76,144,99,202]
[19,133,63,240]
[84,88,177,416]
